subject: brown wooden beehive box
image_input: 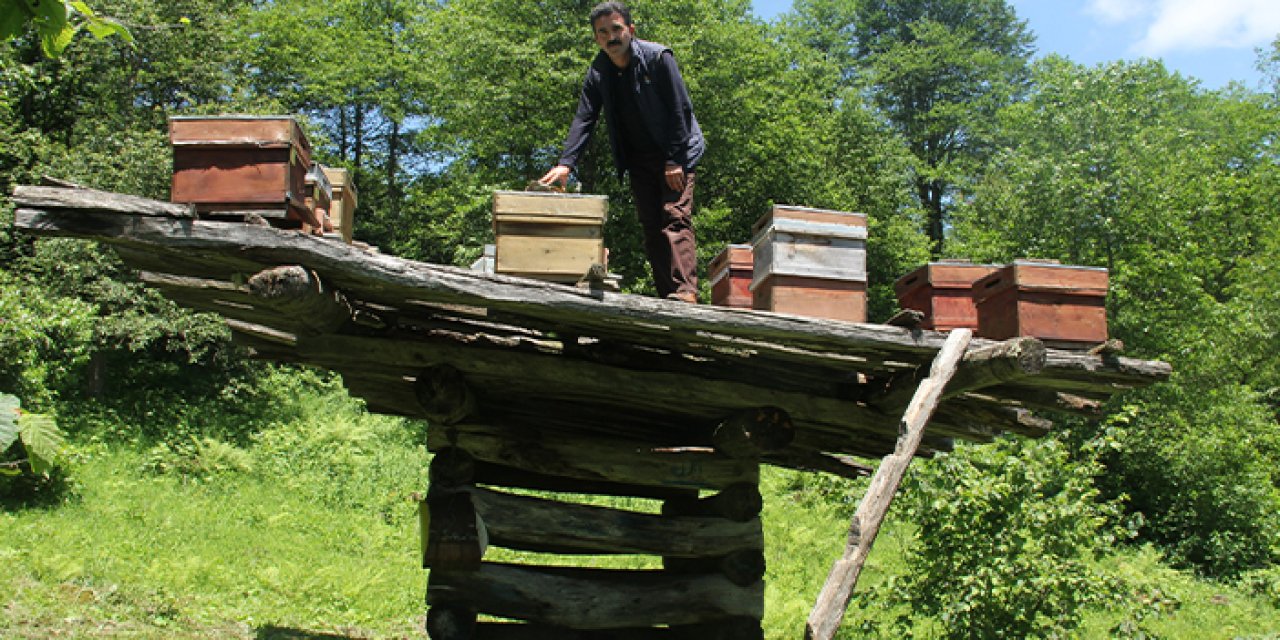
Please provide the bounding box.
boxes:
[169,116,317,228]
[492,191,608,283]
[709,244,753,309]
[322,166,358,244]
[894,261,1001,331]
[303,164,332,235]
[973,260,1109,346]
[750,205,868,323]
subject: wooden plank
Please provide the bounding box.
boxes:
[455,486,763,557]
[806,329,973,640]
[427,424,757,491]
[427,562,763,628]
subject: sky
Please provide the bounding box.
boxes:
[749,0,1280,90]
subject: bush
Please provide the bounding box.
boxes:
[890,436,1124,638]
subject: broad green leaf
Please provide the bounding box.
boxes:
[0,0,32,40]
[68,0,93,17]
[17,412,64,475]
[42,21,78,57]
[0,393,19,452]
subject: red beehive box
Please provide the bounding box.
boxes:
[894,261,1000,331]
[709,244,753,309]
[973,260,1109,346]
[750,205,868,323]
[169,116,318,229]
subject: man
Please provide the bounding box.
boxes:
[539,2,704,303]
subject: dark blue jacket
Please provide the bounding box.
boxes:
[557,39,705,178]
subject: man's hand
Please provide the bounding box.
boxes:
[664,163,686,192]
[539,165,572,188]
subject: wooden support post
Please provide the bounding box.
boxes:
[423,488,488,570]
[805,329,973,640]
[662,482,762,522]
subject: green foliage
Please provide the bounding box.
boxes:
[1,391,70,506]
[886,436,1124,638]
[950,56,1280,577]
[0,0,133,58]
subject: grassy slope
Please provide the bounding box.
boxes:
[2,427,1279,638]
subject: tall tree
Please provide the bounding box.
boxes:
[790,0,1033,255]
[950,57,1280,576]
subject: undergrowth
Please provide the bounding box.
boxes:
[1,371,1278,638]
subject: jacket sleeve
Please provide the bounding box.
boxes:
[653,51,697,170]
[558,68,604,170]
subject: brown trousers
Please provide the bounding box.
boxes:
[627,158,698,298]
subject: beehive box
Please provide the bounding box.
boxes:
[492,191,608,283]
[750,205,868,322]
[973,260,1109,346]
[322,166,358,244]
[709,244,753,309]
[169,116,317,228]
[894,261,1001,331]
[303,164,332,236]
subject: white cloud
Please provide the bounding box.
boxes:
[1134,0,1280,54]
[1086,0,1153,24]
[1086,0,1280,55]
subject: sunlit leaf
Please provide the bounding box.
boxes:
[0,393,19,452]
[17,411,65,475]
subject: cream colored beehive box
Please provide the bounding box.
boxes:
[492,191,608,283]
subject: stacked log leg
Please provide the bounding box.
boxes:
[423,415,768,638]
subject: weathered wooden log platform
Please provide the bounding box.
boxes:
[11,185,1171,471]
[12,184,1173,637]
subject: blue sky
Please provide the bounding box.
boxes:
[749,0,1279,90]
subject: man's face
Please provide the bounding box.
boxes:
[592,12,634,58]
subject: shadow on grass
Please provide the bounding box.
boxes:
[255,626,373,640]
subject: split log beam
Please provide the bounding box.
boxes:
[712,407,795,459]
[13,185,194,218]
[427,424,757,492]
[430,446,476,488]
[427,562,764,629]
[416,365,477,425]
[246,265,352,335]
[871,336,1045,412]
[762,450,872,479]
[662,549,766,587]
[463,618,762,639]
[455,486,762,558]
[662,483,762,522]
[426,606,477,640]
[807,329,973,640]
[468,458,696,501]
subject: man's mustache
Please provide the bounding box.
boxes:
[608,39,622,46]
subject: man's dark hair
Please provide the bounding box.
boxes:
[589,2,632,26]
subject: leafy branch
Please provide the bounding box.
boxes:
[0,0,133,58]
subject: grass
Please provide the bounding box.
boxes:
[3,394,1279,638]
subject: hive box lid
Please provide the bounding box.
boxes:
[493,190,608,224]
[709,244,753,273]
[752,205,867,237]
[974,260,1109,301]
[169,115,311,154]
[894,261,1001,295]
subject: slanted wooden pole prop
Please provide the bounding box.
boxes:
[806,329,973,640]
